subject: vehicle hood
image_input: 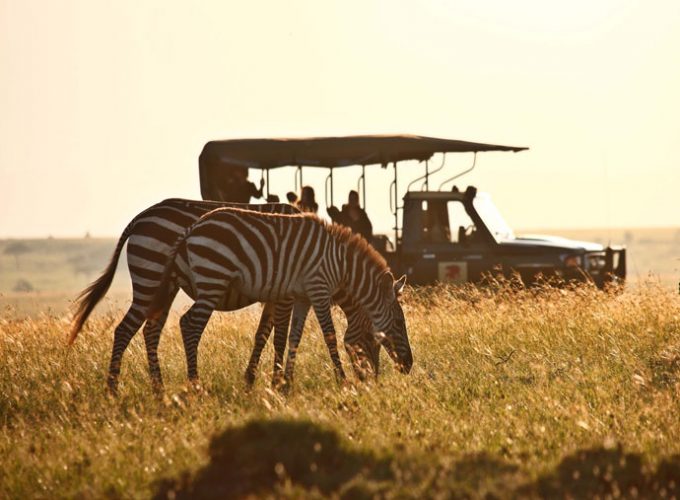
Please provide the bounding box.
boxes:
[500,234,604,252]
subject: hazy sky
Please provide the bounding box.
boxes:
[1,0,679,238]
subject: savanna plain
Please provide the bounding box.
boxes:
[1,231,679,498]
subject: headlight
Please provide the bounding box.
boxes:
[563,254,582,268]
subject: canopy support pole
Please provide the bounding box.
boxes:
[261,169,269,199]
[406,154,447,192]
[295,166,303,192]
[393,162,399,248]
[324,168,334,209]
[357,165,366,209]
[439,153,477,190]
[425,160,429,190]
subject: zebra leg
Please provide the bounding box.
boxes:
[282,301,310,389]
[107,302,146,395]
[267,299,296,388]
[142,286,177,395]
[310,297,346,384]
[179,299,216,386]
[338,297,380,381]
[244,303,275,386]
[335,291,368,381]
[271,299,294,387]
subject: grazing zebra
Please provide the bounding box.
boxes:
[147,208,413,384]
[69,198,379,393]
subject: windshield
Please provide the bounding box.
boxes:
[473,193,515,242]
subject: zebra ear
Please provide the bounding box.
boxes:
[380,271,395,295]
[394,275,407,295]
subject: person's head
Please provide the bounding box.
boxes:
[286,191,298,203]
[348,190,360,207]
[301,186,315,203]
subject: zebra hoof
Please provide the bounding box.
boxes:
[274,377,291,395]
[151,384,164,399]
[244,369,256,387]
[339,378,356,392]
[187,379,203,395]
[106,378,119,397]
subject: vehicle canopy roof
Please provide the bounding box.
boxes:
[199,134,527,171]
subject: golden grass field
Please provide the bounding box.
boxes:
[1,278,680,498]
[0,231,679,498]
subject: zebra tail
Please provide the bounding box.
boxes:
[146,231,185,322]
[68,221,134,345]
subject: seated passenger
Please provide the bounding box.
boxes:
[296,185,318,214]
[328,190,373,241]
[216,166,265,203]
[423,201,450,243]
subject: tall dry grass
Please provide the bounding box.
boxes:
[1,281,679,498]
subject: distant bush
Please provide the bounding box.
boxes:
[66,253,104,280]
[3,241,31,269]
[12,279,34,293]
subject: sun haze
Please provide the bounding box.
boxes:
[1,0,678,237]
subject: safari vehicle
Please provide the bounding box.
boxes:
[198,135,626,288]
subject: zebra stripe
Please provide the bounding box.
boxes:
[69,198,378,394]
[148,208,413,386]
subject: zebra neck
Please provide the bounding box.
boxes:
[344,249,380,313]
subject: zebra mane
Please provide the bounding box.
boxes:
[210,208,389,273]
[321,216,389,273]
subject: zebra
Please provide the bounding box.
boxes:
[146,207,413,384]
[69,198,379,394]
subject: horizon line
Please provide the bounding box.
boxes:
[1,224,678,241]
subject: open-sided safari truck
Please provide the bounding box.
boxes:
[199,135,626,288]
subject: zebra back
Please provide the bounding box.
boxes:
[70,199,299,341]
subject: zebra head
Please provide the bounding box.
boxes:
[374,273,413,374]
